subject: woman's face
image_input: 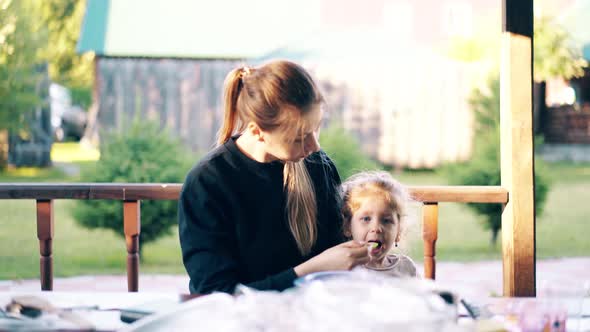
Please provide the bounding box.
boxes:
[349,193,400,264]
[262,105,323,162]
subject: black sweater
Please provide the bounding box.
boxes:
[178,137,344,294]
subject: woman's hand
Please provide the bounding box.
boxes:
[294,240,370,277]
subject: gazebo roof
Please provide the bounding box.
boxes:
[77,0,320,59]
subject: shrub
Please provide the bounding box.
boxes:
[72,120,196,250]
[319,124,382,180]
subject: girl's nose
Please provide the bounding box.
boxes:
[369,221,383,233]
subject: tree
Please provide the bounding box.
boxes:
[37,0,94,108]
[319,124,382,180]
[534,16,587,82]
[0,0,45,168]
[443,14,587,245]
[0,0,95,168]
[445,76,550,245]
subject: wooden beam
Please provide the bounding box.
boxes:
[501,0,536,297]
[410,186,507,203]
[0,184,507,203]
[0,183,181,200]
[502,0,533,38]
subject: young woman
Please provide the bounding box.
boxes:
[178,60,369,294]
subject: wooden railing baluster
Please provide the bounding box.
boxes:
[123,200,141,292]
[36,199,54,290]
[422,202,438,280]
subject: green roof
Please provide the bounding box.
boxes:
[77,0,321,59]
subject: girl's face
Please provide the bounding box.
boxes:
[348,194,400,265]
[261,105,322,162]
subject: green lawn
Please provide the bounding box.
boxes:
[1,150,589,280]
[403,163,590,261]
[0,199,186,280]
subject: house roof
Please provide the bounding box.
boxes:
[77,0,321,59]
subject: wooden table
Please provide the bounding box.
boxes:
[0,291,188,331]
[1,291,588,331]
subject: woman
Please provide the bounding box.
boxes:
[178,60,369,294]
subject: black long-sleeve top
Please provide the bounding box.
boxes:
[178,136,344,294]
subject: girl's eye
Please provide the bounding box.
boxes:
[361,216,371,223]
[383,218,394,224]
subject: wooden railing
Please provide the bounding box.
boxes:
[0,183,509,292]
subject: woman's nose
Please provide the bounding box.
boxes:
[304,133,320,156]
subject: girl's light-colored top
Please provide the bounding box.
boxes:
[358,254,418,278]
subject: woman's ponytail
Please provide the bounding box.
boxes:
[217,68,244,145]
[217,61,323,256]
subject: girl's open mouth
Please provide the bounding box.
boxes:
[367,241,383,254]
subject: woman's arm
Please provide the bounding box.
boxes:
[294,240,370,277]
[178,174,239,294]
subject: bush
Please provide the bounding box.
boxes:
[320,124,382,180]
[444,76,551,245]
[445,130,550,245]
[72,120,196,250]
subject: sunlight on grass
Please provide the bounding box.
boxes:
[0,165,67,182]
[51,142,100,162]
[4,167,43,177]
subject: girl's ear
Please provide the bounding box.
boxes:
[395,213,403,243]
[343,223,352,238]
[343,228,352,238]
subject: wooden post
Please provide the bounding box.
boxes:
[124,200,141,292]
[36,200,54,291]
[422,203,438,280]
[501,0,536,297]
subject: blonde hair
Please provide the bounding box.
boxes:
[341,171,412,242]
[217,60,324,255]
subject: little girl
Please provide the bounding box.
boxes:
[340,171,418,277]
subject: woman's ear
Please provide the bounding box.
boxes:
[246,122,264,142]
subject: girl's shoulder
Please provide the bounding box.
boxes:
[390,254,418,276]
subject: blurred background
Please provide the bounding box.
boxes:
[0,0,588,293]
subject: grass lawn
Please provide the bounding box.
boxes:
[1,144,589,280]
[402,163,590,261]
